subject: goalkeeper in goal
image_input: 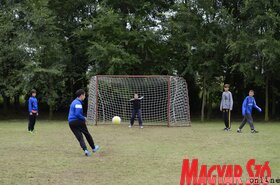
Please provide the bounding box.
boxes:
[129,94,144,129]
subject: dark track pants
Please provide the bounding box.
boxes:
[28,113,37,131]
[69,120,96,151]
[239,114,255,130]
[222,109,231,129]
[130,109,143,126]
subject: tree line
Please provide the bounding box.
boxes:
[0,0,280,121]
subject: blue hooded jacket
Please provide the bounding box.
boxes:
[28,96,38,113]
[68,98,86,123]
[242,96,262,116]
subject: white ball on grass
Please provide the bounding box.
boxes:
[112,116,121,124]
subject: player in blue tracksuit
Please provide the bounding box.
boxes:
[237,90,262,133]
[68,89,99,156]
[28,89,38,133]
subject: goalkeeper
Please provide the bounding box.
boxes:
[129,94,144,129]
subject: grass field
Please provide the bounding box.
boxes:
[0,121,279,185]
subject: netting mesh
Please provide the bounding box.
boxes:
[87,76,191,126]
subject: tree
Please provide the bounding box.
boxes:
[0,1,27,114]
[82,1,175,76]
[227,0,280,121]
[21,0,68,119]
[166,1,228,121]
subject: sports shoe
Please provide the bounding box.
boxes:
[93,145,100,153]
[140,126,143,129]
[128,125,132,128]
[251,130,259,133]
[84,150,91,156]
[237,129,242,133]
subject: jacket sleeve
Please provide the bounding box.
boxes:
[28,98,32,113]
[230,92,233,110]
[74,104,86,120]
[242,97,247,116]
[220,93,223,111]
[36,99,39,112]
[253,98,262,112]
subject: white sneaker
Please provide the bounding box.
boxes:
[140,126,143,129]
[93,145,100,153]
[128,125,132,128]
[84,150,91,156]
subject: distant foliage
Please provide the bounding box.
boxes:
[0,0,279,119]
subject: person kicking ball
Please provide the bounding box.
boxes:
[68,89,100,156]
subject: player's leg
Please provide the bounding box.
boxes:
[31,113,37,132]
[79,121,99,152]
[29,114,36,132]
[237,116,247,132]
[28,114,33,131]
[228,110,231,130]
[69,121,89,155]
[247,115,258,133]
[223,109,229,130]
[130,109,136,126]
[137,109,143,128]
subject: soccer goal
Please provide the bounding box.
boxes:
[87,75,191,126]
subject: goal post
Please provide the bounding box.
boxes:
[87,75,191,126]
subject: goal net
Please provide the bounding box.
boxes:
[87,75,191,126]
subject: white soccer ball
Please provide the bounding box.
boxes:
[112,116,121,124]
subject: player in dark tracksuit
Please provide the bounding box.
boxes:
[129,94,144,129]
[28,89,38,133]
[237,90,262,133]
[68,89,99,156]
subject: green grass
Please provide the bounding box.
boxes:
[0,121,279,185]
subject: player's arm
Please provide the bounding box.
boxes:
[129,98,134,101]
[253,98,262,112]
[230,92,233,111]
[74,104,86,120]
[139,96,144,100]
[220,93,223,111]
[242,97,247,116]
[28,98,33,115]
[36,99,39,115]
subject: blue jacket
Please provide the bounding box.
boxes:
[28,96,38,113]
[68,98,86,123]
[242,96,262,116]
